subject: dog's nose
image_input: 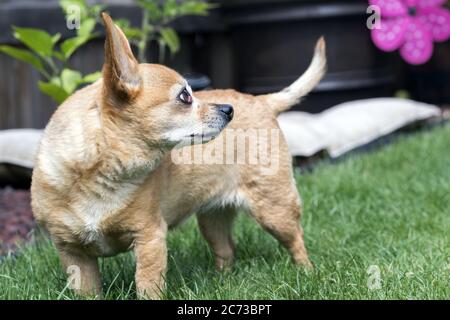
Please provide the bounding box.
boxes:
[218,104,234,120]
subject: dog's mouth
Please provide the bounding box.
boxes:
[166,113,232,148]
[186,129,221,144]
[177,121,228,146]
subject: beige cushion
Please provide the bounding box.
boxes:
[0,129,43,168]
[278,98,441,158]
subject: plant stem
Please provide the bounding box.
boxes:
[40,68,52,81]
[44,57,59,78]
[158,39,166,64]
[138,10,149,63]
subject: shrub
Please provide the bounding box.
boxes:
[0,0,104,104]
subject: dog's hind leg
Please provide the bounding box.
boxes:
[244,183,312,268]
[197,207,237,270]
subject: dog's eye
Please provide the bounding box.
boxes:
[178,89,193,105]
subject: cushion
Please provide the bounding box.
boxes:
[278,98,441,158]
[0,129,43,168]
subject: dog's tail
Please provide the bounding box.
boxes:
[261,37,327,115]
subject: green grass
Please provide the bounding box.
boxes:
[1,124,449,300]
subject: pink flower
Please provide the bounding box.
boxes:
[370,0,450,65]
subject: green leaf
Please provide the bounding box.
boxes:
[78,18,96,37]
[176,1,215,16]
[124,27,143,41]
[0,45,45,74]
[115,19,143,41]
[13,27,56,58]
[60,35,90,60]
[52,33,61,44]
[53,51,65,61]
[163,0,178,19]
[49,77,62,86]
[89,4,105,18]
[114,19,131,29]
[137,0,162,20]
[160,27,180,55]
[38,81,69,104]
[81,71,102,84]
[61,68,82,94]
[60,0,88,19]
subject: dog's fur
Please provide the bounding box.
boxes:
[31,13,327,299]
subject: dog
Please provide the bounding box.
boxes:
[31,13,326,299]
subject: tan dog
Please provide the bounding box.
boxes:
[31,13,326,299]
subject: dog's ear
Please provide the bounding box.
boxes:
[101,12,142,103]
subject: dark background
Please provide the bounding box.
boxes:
[1,0,449,129]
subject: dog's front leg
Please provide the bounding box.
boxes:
[134,222,168,300]
[56,244,102,298]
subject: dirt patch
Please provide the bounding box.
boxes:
[0,187,35,255]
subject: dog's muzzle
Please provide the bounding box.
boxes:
[215,104,234,122]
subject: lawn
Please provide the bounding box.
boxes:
[0,123,449,300]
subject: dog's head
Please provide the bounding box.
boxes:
[100,13,233,148]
